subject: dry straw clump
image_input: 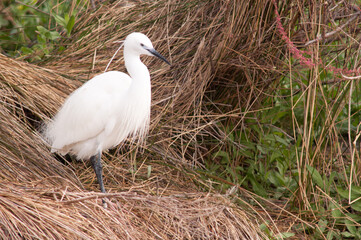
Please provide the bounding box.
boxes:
[0,54,79,184]
[0,182,263,239]
[0,0,287,238]
[46,0,283,165]
[0,51,265,239]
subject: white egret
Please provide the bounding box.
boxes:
[44,32,170,205]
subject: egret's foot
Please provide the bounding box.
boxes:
[102,198,108,209]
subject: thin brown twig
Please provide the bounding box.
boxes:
[14,0,50,16]
[304,12,360,46]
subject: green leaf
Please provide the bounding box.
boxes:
[36,25,49,36]
[37,34,46,44]
[53,14,66,27]
[49,31,61,40]
[213,150,230,163]
[270,151,282,162]
[306,165,324,188]
[256,145,268,154]
[345,219,357,235]
[341,231,354,238]
[239,149,254,158]
[259,223,270,234]
[346,213,361,223]
[337,187,349,199]
[268,172,286,187]
[337,186,361,201]
[329,202,342,219]
[66,15,75,35]
[326,230,337,240]
[0,32,11,41]
[275,232,295,239]
[249,177,267,197]
[20,46,33,55]
[273,134,290,146]
[239,140,256,152]
[351,200,361,212]
[64,13,69,23]
[327,171,337,189]
[318,219,327,233]
[351,186,361,195]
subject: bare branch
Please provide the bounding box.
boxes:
[304,12,360,46]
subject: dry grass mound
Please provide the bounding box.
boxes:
[0,182,263,239]
[0,51,265,238]
[45,0,283,165]
[0,54,78,184]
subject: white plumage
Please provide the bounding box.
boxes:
[47,70,149,159]
[44,32,170,204]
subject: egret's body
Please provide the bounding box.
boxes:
[45,32,169,202]
[49,70,149,159]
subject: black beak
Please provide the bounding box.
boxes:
[146,48,171,65]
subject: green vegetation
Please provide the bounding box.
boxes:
[0,0,83,61]
[205,61,361,238]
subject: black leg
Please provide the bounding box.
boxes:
[90,152,106,193]
[90,152,107,207]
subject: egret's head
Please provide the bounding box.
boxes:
[124,32,170,65]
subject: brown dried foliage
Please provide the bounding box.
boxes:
[0,0,290,239]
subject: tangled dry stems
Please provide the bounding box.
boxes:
[0,0,278,238]
[2,0,358,238]
[0,181,263,239]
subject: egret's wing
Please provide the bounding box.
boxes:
[46,71,132,152]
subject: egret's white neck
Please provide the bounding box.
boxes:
[124,50,150,84]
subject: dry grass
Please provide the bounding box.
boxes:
[0,54,78,184]
[43,0,284,166]
[0,0,286,238]
[272,0,361,211]
[0,49,267,238]
[0,181,263,239]
[5,0,358,238]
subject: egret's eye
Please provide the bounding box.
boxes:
[140,43,144,47]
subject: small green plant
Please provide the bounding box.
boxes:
[206,103,299,199]
[0,0,81,61]
[202,58,361,238]
[259,222,295,239]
